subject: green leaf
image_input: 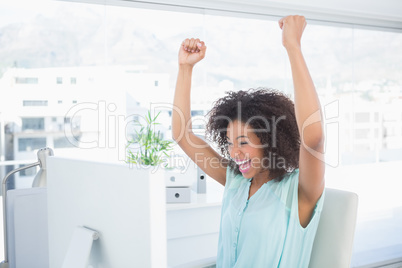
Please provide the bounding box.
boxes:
[125,109,174,168]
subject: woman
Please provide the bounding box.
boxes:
[172,15,325,267]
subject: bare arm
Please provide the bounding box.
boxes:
[279,15,325,226]
[172,38,227,186]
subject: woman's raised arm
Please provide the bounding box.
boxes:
[172,38,227,186]
[279,15,325,226]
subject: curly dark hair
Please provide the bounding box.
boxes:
[205,88,300,181]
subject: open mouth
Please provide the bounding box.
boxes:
[236,159,251,173]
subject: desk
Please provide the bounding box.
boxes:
[166,179,224,267]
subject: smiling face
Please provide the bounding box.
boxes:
[226,120,269,180]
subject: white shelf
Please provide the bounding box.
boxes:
[166,178,224,211]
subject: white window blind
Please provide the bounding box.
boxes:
[64,0,402,30]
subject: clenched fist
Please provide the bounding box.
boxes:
[178,38,207,67]
[278,15,307,50]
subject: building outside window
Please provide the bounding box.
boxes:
[18,137,46,152]
[21,118,45,131]
[22,100,48,107]
[15,77,38,84]
[18,164,37,176]
[54,136,75,148]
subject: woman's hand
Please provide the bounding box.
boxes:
[178,38,206,67]
[278,15,307,51]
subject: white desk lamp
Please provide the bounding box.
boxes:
[0,147,54,268]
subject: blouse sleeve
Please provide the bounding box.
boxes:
[288,170,325,228]
[270,169,325,229]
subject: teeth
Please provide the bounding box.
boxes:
[235,159,249,165]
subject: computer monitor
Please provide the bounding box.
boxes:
[46,156,167,268]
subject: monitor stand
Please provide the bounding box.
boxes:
[62,226,99,268]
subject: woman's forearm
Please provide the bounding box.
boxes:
[172,38,206,143]
[172,65,194,142]
[287,46,324,149]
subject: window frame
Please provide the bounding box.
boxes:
[63,0,402,31]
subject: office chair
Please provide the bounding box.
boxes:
[309,188,359,268]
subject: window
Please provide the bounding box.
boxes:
[0,1,401,267]
[355,112,370,122]
[21,118,45,131]
[18,137,47,152]
[191,110,204,116]
[23,100,48,106]
[18,164,37,176]
[15,77,38,84]
[54,137,75,148]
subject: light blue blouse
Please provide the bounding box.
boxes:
[216,167,325,268]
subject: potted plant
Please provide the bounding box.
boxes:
[126,110,173,167]
[126,110,195,203]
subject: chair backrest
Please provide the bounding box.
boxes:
[309,188,359,268]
